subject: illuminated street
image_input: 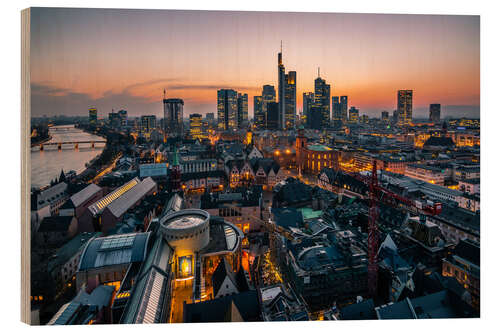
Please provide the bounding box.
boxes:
[170,278,194,323]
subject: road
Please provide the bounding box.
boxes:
[90,152,122,183]
[169,278,193,323]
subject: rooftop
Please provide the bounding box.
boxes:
[307,144,333,151]
[78,232,151,271]
[48,232,101,274]
[38,215,74,233]
[88,178,140,216]
[105,177,157,218]
[69,183,102,208]
[200,217,243,255]
[162,210,208,230]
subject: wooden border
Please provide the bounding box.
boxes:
[21,7,31,325]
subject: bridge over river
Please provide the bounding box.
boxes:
[31,125,106,151]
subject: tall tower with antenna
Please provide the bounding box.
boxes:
[278,41,286,129]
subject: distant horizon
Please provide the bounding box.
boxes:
[30,8,480,119]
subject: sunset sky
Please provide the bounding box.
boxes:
[30,8,480,119]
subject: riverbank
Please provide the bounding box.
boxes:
[75,125,131,183]
[31,134,52,147]
[31,125,107,188]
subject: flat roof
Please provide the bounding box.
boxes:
[298,207,323,220]
[307,144,333,151]
[166,214,205,229]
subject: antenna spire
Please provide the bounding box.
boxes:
[318,67,320,77]
[163,88,166,100]
[280,40,282,53]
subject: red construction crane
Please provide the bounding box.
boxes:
[351,161,442,297]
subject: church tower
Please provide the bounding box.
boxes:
[296,126,307,176]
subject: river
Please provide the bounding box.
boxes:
[31,125,106,188]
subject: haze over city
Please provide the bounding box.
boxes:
[30,8,479,118]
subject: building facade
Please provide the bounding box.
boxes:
[397,90,413,125]
[314,75,331,129]
[237,93,248,128]
[163,93,184,137]
[189,113,203,139]
[284,71,296,129]
[217,89,238,131]
[89,108,98,127]
[429,104,441,123]
[349,107,359,124]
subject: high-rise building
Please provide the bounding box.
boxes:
[430,104,441,124]
[266,102,280,130]
[360,114,369,124]
[237,93,248,128]
[278,46,286,130]
[163,90,184,137]
[392,109,400,123]
[118,109,127,127]
[141,115,157,139]
[277,44,296,130]
[217,89,238,131]
[189,113,203,139]
[284,71,296,129]
[89,108,97,127]
[259,85,276,130]
[381,111,389,123]
[303,92,315,129]
[262,85,276,112]
[397,90,413,125]
[349,107,359,123]
[314,71,331,129]
[108,111,121,128]
[254,96,264,129]
[332,96,341,121]
[340,96,348,124]
[206,113,215,122]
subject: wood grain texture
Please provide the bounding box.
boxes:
[21,7,31,325]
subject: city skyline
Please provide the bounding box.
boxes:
[31,8,479,119]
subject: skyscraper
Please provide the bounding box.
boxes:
[254,96,264,129]
[262,85,276,109]
[278,45,286,129]
[349,107,359,123]
[118,109,127,127]
[284,71,296,129]
[237,93,248,128]
[189,113,203,139]
[277,43,296,130]
[217,89,238,131]
[340,96,348,124]
[429,104,441,123]
[89,108,97,127]
[381,111,389,123]
[108,111,121,128]
[206,113,215,122]
[163,90,184,137]
[303,92,314,128]
[314,71,331,129]
[141,115,157,139]
[266,102,279,130]
[397,90,413,125]
[332,96,342,127]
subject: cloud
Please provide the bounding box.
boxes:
[30,80,260,117]
[31,82,161,117]
[167,84,258,91]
